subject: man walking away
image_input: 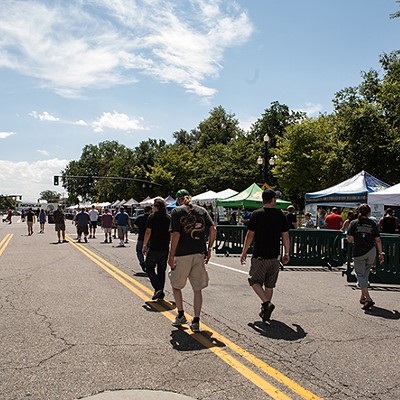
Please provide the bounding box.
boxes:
[101,208,113,243]
[168,189,216,333]
[75,208,90,243]
[142,198,171,301]
[26,207,36,236]
[134,206,151,271]
[240,189,290,322]
[88,205,99,239]
[113,206,131,247]
[53,204,67,243]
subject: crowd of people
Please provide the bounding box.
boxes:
[4,192,394,326]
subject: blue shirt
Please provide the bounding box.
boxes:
[115,211,130,226]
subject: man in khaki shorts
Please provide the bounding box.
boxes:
[168,189,216,332]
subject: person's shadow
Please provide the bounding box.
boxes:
[170,328,226,351]
[365,306,400,320]
[248,320,307,341]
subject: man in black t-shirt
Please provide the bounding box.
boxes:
[168,189,216,333]
[240,190,290,322]
[134,206,151,272]
[142,198,171,301]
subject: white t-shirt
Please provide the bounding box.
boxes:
[89,209,99,222]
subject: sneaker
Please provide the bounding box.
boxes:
[259,302,275,322]
[172,315,187,326]
[152,290,164,300]
[116,243,125,248]
[62,239,68,243]
[84,237,88,243]
[362,300,375,310]
[190,321,200,333]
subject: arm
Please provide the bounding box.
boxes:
[347,234,354,244]
[142,227,151,256]
[205,225,216,264]
[281,231,290,264]
[168,231,181,269]
[375,236,384,264]
[240,230,255,264]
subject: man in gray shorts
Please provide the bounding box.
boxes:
[52,204,67,244]
[240,189,290,322]
[168,189,216,332]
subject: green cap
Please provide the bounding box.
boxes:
[175,189,190,198]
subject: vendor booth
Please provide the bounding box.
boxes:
[368,182,400,205]
[305,170,390,219]
[217,183,290,210]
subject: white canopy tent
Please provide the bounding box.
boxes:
[192,190,218,205]
[368,182,400,205]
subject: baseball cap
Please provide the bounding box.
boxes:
[262,189,276,201]
[175,189,190,199]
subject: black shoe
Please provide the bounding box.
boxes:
[62,239,68,243]
[140,262,147,272]
[259,302,275,322]
[84,237,88,243]
[152,290,164,300]
[362,300,375,310]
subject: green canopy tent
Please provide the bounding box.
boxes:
[217,183,291,210]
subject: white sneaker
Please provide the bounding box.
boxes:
[172,315,187,326]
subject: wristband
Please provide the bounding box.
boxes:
[379,252,385,255]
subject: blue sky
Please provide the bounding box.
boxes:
[1,0,399,202]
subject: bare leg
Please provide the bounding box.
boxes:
[193,290,202,318]
[251,283,273,303]
[172,288,183,311]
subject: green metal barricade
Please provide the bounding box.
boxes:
[215,226,346,267]
[343,234,400,284]
[288,229,346,268]
[215,225,251,256]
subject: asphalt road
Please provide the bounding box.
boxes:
[0,219,399,400]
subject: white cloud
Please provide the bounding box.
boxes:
[0,1,253,98]
[74,120,88,126]
[296,103,324,117]
[0,159,69,202]
[0,131,16,139]
[37,149,50,156]
[29,111,60,121]
[92,111,149,133]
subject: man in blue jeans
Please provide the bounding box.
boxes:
[134,206,151,271]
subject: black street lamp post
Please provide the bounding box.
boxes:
[257,134,278,187]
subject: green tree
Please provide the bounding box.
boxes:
[39,190,61,203]
[196,106,243,149]
[274,116,344,207]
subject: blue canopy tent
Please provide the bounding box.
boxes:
[305,171,390,208]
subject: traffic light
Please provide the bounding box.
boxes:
[87,176,94,186]
[54,176,59,186]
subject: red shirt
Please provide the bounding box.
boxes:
[325,213,343,230]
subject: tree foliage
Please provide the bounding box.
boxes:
[61,51,400,208]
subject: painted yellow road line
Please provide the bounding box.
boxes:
[68,237,321,400]
[0,234,13,256]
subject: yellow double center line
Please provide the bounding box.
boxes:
[67,236,320,400]
[0,234,13,256]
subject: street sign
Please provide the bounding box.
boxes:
[261,183,271,190]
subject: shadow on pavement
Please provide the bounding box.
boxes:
[365,307,400,320]
[248,321,307,341]
[170,328,226,352]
